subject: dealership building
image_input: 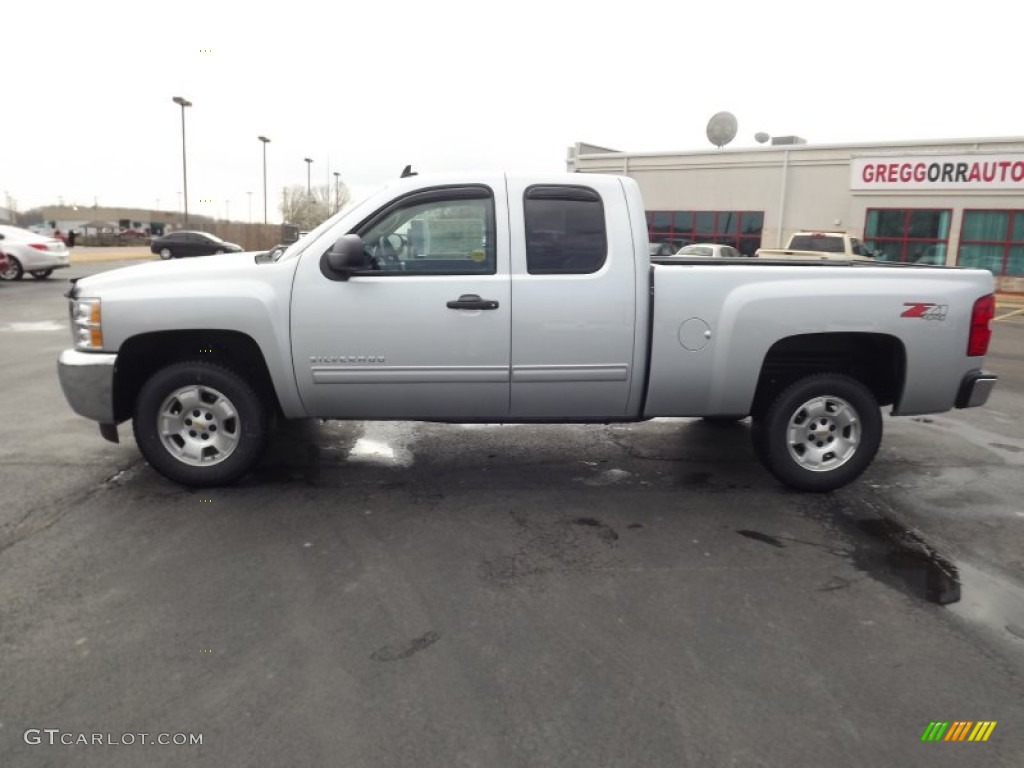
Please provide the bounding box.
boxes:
[567,136,1024,292]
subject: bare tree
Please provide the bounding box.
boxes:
[15,207,43,227]
[279,181,352,230]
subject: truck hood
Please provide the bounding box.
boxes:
[72,252,266,296]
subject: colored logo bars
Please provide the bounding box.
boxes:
[921,721,997,742]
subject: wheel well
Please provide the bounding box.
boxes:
[113,330,282,422]
[752,333,905,417]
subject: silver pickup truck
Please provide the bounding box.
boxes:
[58,172,997,492]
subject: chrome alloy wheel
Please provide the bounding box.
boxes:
[785,395,860,472]
[157,384,240,466]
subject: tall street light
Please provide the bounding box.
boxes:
[258,136,270,225]
[172,96,192,226]
[333,171,340,212]
[304,157,313,195]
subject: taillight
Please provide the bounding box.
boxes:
[29,243,49,251]
[967,294,995,357]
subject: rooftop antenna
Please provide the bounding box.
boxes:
[400,164,418,178]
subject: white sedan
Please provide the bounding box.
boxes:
[0,225,71,280]
[673,243,746,258]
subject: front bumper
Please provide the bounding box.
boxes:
[955,370,997,409]
[57,349,118,433]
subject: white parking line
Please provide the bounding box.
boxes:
[994,307,1024,322]
[4,321,65,332]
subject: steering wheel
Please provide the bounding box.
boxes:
[368,234,405,269]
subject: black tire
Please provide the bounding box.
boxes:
[159,247,173,260]
[753,373,882,492]
[30,269,54,279]
[132,361,269,487]
[1,256,24,281]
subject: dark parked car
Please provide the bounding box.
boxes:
[150,231,244,260]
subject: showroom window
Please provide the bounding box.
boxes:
[647,210,763,256]
[958,210,1024,276]
[863,208,951,264]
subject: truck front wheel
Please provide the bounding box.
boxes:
[752,373,882,492]
[133,361,269,487]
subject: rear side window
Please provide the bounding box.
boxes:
[524,185,607,274]
[789,235,844,253]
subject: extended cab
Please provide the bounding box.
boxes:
[57,173,997,492]
[756,230,875,261]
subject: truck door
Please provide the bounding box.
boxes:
[289,183,511,420]
[506,178,638,419]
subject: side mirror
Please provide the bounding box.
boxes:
[323,234,366,279]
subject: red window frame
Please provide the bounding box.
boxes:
[863,207,951,263]
[958,208,1024,276]
[647,210,763,256]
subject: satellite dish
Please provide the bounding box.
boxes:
[706,111,738,148]
[754,132,770,144]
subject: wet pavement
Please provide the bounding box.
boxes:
[0,262,1022,767]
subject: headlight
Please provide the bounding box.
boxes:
[71,298,103,349]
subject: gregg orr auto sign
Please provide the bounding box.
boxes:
[851,154,1024,191]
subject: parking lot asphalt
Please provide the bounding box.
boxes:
[1,260,1022,768]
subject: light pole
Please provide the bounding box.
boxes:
[172,96,192,226]
[333,171,340,212]
[258,136,270,225]
[304,158,313,195]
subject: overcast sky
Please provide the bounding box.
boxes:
[5,0,1020,221]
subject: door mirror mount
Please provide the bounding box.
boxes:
[322,234,367,281]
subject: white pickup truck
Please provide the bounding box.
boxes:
[58,173,997,492]
[756,231,875,261]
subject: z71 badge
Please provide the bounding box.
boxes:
[901,302,948,321]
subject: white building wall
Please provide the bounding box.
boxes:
[569,137,1024,288]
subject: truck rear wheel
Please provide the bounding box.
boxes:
[133,361,268,487]
[752,373,881,492]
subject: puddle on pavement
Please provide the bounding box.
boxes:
[345,423,415,467]
[854,518,961,605]
[907,415,1024,465]
[850,516,1024,646]
[948,561,1024,645]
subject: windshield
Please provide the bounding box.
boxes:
[678,245,713,257]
